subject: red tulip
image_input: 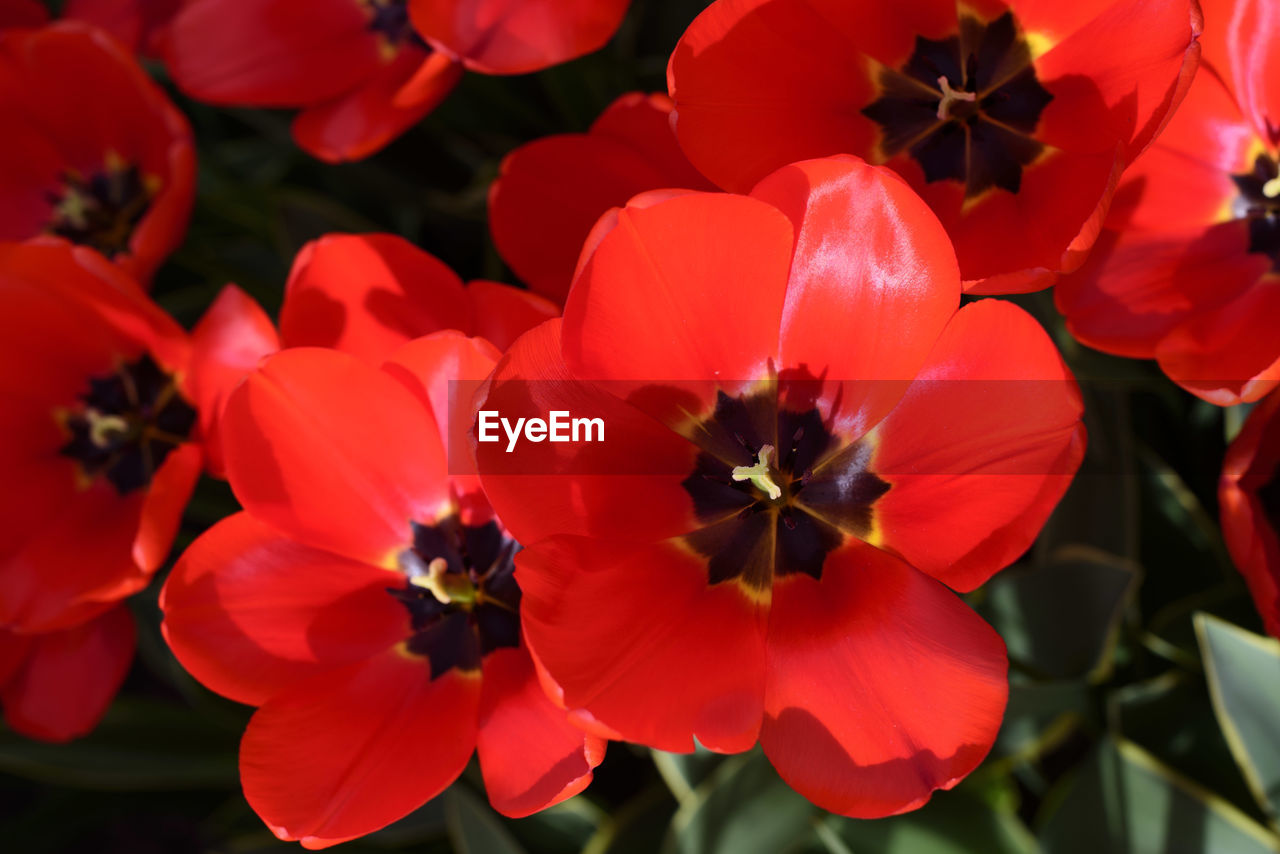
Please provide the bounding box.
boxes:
[0,243,204,740]
[489,92,715,304]
[62,0,180,56]
[667,0,1202,293]
[1056,0,1280,405]
[163,333,601,848]
[1221,391,1280,637]
[0,23,195,283]
[472,156,1086,817]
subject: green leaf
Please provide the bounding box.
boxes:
[509,797,604,852]
[0,698,238,790]
[1040,738,1280,853]
[993,678,1090,762]
[445,785,527,854]
[664,751,816,854]
[1197,614,1280,822]
[977,545,1138,680]
[653,747,723,803]
[820,778,1039,854]
[583,786,678,854]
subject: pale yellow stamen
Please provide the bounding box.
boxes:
[1263,176,1280,199]
[409,556,477,605]
[85,410,130,447]
[936,75,977,121]
[732,445,783,501]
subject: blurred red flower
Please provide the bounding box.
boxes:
[165,0,630,162]
[1056,0,1280,405]
[61,0,181,57]
[1221,391,1280,637]
[489,91,715,304]
[0,23,195,284]
[0,0,47,29]
[162,334,602,848]
[0,243,204,739]
[0,606,134,742]
[472,156,1086,817]
[667,0,1201,293]
[186,232,557,474]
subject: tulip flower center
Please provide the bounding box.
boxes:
[1232,152,1280,269]
[681,387,889,593]
[58,353,196,495]
[390,516,521,678]
[364,0,426,51]
[45,157,154,259]
[862,11,1053,198]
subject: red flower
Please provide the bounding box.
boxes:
[0,606,134,742]
[472,156,1086,817]
[407,0,631,75]
[489,91,716,304]
[162,334,602,848]
[667,0,1201,293]
[0,0,47,29]
[1221,391,1280,637]
[1056,0,1280,405]
[186,233,558,474]
[0,23,195,283]
[0,243,204,738]
[165,0,631,161]
[62,0,181,57]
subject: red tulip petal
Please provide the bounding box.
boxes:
[1200,0,1279,143]
[476,646,602,817]
[133,441,203,571]
[161,512,408,706]
[409,0,630,75]
[516,536,767,753]
[293,49,461,163]
[563,192,793,387]
[869,299,1084,591]
[1156,273,1280,405]
[240,650,480,848]
[0,482,147,633]
[1031,0,1202,159]
[1,605,135,743]
[188,285,282,478]
[752,156,960,437]
[381,331,500,506]
[465,280,560,351]
[165,0,382,106]
[279,233,471,363]
[489,92,711,303]
[222,347,449,564]
[1220,391,1280,637]
[761,543,1007,818]
[473,320,699,545]
[0,0,47,29]
[1057,219,1268,358]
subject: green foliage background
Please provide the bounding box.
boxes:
[6,2,1280,852]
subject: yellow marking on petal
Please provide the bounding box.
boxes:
[1025,30,1055,61]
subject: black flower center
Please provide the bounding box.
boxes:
[1231,152,1280,271]
[1259,462,1280,534]
[59,354,196,495]
[45,159,154,258]
[390,516,521,679]
[366,0,426,49]
[862,11,1053,198]
[680,386,889,593]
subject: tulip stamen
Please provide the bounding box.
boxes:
[732,444,783,500]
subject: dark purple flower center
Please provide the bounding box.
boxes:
[366,0,426,49]
[45,160,153,258]
[1231,152,1280,270]
[862,11,1053,198]
[59,353,196,495]
[390,516,521,678]
[680,385,889,592]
